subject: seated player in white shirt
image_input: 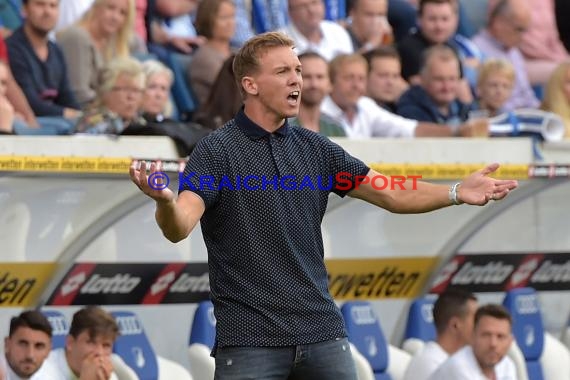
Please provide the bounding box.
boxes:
[429,304,518,380]
[403,288,478,380]
[2,310,53,380]
[43,306,119,380]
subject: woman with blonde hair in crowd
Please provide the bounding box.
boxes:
[57,0,135,106]
[75,56,145,134]
[476,59,516,117]
[141,59,174,121]
[123,59,211,157]
[542,61,570,138]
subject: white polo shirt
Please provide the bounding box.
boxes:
[403,341,449,380]
[428,346,518,380]
[280,21,353,61]
[320,96,417,138]
[41,349,119,380]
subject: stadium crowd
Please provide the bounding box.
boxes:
[0,0,569,149]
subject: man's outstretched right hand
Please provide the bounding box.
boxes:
[129,160,176,204]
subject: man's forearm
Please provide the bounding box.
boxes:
[414,122,455,137]
[385,181,453,213]
[155,199,192,242]
[6,74,37,126]
[350,175,454,214]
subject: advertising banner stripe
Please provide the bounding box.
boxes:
[430,253,570,293]
[326,258,438,300]
[48,263,97,306]
[0,156,567,179]
[0,263,56,307]
[141,263,188,304]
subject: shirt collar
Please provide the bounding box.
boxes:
[235,107,289,140]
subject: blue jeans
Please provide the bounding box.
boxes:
[214,337,358,380]
[13,117,76,135]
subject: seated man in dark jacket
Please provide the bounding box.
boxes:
[5,0,80,128]
[397,44,474,130]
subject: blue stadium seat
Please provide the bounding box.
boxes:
[502,288,545,380]
[402,297,436,355]
[42,309,69,349]
[112,311,193,380]
[405,297,436,341]
[189,300,216,348]
[188,300,216,380]
[111,311,160,380]
[341,301,391,380]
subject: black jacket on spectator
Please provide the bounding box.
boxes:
[397,85,472,124]
[121,114,212,157]
[397,29,463,81]
[555,0,570,52]
[5,27,80,116]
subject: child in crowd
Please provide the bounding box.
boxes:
[476,59,515,117]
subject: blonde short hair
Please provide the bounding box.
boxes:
[328,54,368,84]
[96,57,145,104]
[233,32,295,97]
[477,59,515,88]
[142,60,174,87]
[141,60,174,117]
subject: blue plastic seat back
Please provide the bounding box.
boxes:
[189,300,216,348]
[111,311,159,380]
[341,301,391,379]
[404,297,437,342]
[503,287,545,380]
[42,309,69,349]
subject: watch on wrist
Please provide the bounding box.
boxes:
[449,182,462,205]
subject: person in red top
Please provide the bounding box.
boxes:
[0,37,8,61]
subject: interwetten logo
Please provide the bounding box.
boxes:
[147,172,422,191]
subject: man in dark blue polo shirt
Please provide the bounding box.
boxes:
[5,0,80,131]
[130,32,518,380]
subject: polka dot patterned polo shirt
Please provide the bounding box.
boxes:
[180,108,370,348]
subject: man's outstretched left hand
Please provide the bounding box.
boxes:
[458,163,519,205]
